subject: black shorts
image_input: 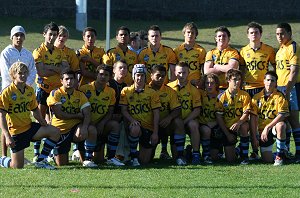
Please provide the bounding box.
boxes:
[36,87,50,106]
[11,122,41,153]
[158,127,175,145]
[210,126,237,148]
[259,129,275,148]
[55,125,78,155]
[139,127,154,149]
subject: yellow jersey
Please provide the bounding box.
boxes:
[61,46,80,72]
[198,89,219,124]
[0,83,38,135]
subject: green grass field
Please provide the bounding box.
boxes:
[1,16,300,197]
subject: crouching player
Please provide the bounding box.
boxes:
[215,69,251,164]
[120,64,161,166]
[168,62,202,165]
[80,65,124,166]
[148,64,186,165]
[198,73,220,164]
[0,62,60,169]
[47,69,97,167]
[251,71,289,166]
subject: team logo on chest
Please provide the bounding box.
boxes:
[115,53,121,61]
[85,90,92,99]
[11,93,17,101]
[144,54,149,62]
[61,96,66,104]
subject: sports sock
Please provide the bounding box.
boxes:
[161,135,168,152]
[292,128,300,155]
[240,136,250,159]
[108,132,120,159]
[0,156,11,168]
[34,141,41,156]
[37,139,57,162]
[84,140,96,161]
[201,139,211,158]
[174,134,185,157]
[128,134,139,158]
[285,128,292,151]
[276,138,286,158]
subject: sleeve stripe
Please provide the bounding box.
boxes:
[81,102,90,110]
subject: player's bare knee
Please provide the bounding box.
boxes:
[129,125,141,137]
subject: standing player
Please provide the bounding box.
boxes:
[251,71,289,166]
[174,22,206,86]
[128,32,141,55]
[239,21,276,160]
[79,65,124,166]
[47,69,97,167]
[120,64,161,166]
[138,25,177,84]
[148,64,186,165]
[77,27,105,86]
[103,26,138,85]
[204,26,239,89]
[275,23,300,162]
[0,25,37,157]
[215,69,251,164]
[0,62,60,169]
[168,62,202,164]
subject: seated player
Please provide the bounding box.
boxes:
[0,62,60,169]
[120,64,161,166]
[148,64,186,165]
[168,62,202,165]
[251,71,289,166]
[47,69,97,167]
[215,69,251,164]
[80,65,124,166]
[198,73,220,164]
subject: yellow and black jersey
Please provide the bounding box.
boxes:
[102,46,138,85]
[79,82,116,124]
[205,46,240,88]
[47,87,90,134]
[276,40,300,86]
[167,80,201,120]
[216,89,251,128]
[33,43,67,93]
[240,43,275,89]
[174,43,206,82]
[119,84,161,131]
[0,83,37,135]
[77,45,105,85]
[148,83,181,119]
[251,89,289,132]
[138,45,177,84]
[198,89,219,125]
[61,46,80,73]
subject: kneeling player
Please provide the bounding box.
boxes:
[47,69,97,167]
[251,71,288,166]
[0,62,60,169]
[148,65,186,165]
[120,64,161,166]
[80,65,124,166]
[215,69,251,164]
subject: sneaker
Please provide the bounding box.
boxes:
[203,156,213,164]
[32,155,39,163]
[82,160,98,168]
[35,159,56,170]
[274,156,283,166]
[240,159,249,165]
[107,157,125,166]
[192,153,201,165]
[71,150,81,161]
[249,152,260,161]
[130,158,140,167]
[176,157,187,166]
[24,157,32,165]
[159,151,172,160]
[47,155,55,163]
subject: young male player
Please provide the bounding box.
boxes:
[120,64,161,166]
[47,69,97,167]
[251,71,289,166]
[168,62,202,164]
[0,62,60,169]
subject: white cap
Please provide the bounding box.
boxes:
[10,26,26,39]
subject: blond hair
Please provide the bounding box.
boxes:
[9,61,29,80]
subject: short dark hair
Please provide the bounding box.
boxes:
[96,64,113,76]
[277,23,292,34]
[215,26,231,38]
[182,22,198,37]
[151,64,167,74]
[247,21,263,34]
[60,68,75,79]
[176,61,189,68]
[83,27,97,36]
[264,71,278,81]
[116,26,130,36]
[226,69,242,81]
[43,22,59,34]
[201,73,220,92]
[148,25,161,36]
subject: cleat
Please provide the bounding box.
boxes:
[192,153,201,165]
[274,156,283,166]
[32,155,39,163]
[71,150,81,161]
[240,159,249,165]
[130,158,140,167]
[107,157,125,166]
[83,160,98,168]
[159,151,172,160]
[203,156,213,164]
[249,152,260,161]
[35,159,56,170]
[176,157,187,166]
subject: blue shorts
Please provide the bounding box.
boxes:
[277,83,300,111]
[11,122,41,153]
[55,125,78,155]
[245,87,264,98]
[36,87,50,106]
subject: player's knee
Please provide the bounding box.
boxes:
[49,126,60,141]
[187,119,199,130]
[129,125,141,137]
